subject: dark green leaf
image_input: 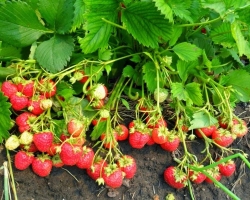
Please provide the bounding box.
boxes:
[90,120,107,140]
[38,0,74,34]
[0,1,48,47]
[71,0,86,32]
[0,92,12,143]
[185,82,203,106]
[142,62,157,93]
[122,2,173,48]
[35,35,74,73]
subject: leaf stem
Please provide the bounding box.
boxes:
[101,18,126,30]
[177,17,221,27]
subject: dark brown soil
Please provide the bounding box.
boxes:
[1,105,250,200]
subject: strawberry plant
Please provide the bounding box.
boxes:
[1,0,250,199]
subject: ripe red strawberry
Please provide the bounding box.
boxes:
[195,125,217,138]
[218,159,236,177]
[117,155,137,179]
[152,127,169,144]
[27,95,45,115]
[91,99,104,109]
[88,84,108,100]
[10,92,28,111]
[1,81,18,98]
[231,122,248,138]
[146,116,167,129]
[31,155,53,177]
[160,135,180,152]
[67,119,85,137]
[17,80,35,98]
[47,143,61,156]
[14,151,34,170]
[86,159,108,180]
[100,132,118,149]
[103,164,123,188]
[163,166,187,189]
[59,142,83,166]
[39,79,57,98]
[115,124,129,141]
[52,154,64,168]
[74,70,89,84]
[20,142,38,153]
[205,167,221,183]
[189,167,206,184]
[33,131,54,152]
[212,128,235,147]
[146,135,155,145]
[76,146,95,169]
[129,130,150,149]
[91,117,107,126]
[16,112,36,128]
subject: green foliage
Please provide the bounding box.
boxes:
[35,35,74,73]
[189,111,218,129]
[122,2,173,48]
[0,92,12,143]
[142,62,157,93]
[172,42,202,61]
[0,1,48,47]
[38,0,75,34]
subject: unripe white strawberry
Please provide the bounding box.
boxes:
[5,135,20,150]
[99,109,110,118]
[89,84,108,100]
[154,88,168,103]
[40,99,53,110]
[19,131,33,145]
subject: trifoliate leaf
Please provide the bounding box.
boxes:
[185,82,203,106]
[142,62,157,93]
[122,2,173,48]
[172,42,202,61]
[0,92,12,142]
[35,35,74,73]
[38,0,74,34]
[220,69,250,102]
[0,1,48,47]
[189,111,218,130]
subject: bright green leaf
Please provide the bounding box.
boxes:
[171,82,189,101]
[189,111,218,130]
[121,98,130,110]
[153,0,173,22]
[172,42,202,61]
[220,69,250,102]
[71,0,86,32]
[38,0,74,34]
[98,48,113,61]
[35,35,74,73]
[0,1,48,47]
[122,2,173,48]
[201,0,226,15]
[0,92,12,143]
[123,65,135,78]
[104,65,112,76]
[227,49,244,67]
[170,0,193,23]
[169,26,183,47]
[185,82,203,106]
[177,60,197,82]
[56,81,75,100]
[0,42,21,59]
[143,62,157,93]
[91,120,107,140]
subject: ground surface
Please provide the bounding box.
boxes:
[1,105,250,200]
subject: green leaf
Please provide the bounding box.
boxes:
[0,92,12,143]
[71,0,86,32]
[35,35,74,73]
[220,69,250,102]
[171,82,189,101]
[153,0,173,22]
[0,43,21,59]
[56,81,75,100]
[201,0,226,15]
[78,0,119,54]
[0,1,48,47]
[121,98,130,110]
[177,60,197,82]
[170,0,193,23]
[122,65,135,78]
[172,42,202,61]
[231,21,250,59]
[185,82,203,106]
[189,111,218,130]
[227,49,244,67]
[85,65,104,82]
[98,47,113,61]
[122,2,173,48]
[142,61,157,93]
[169,26,183,47]
[193,37,215,58]
[90,120,107,140]
[210,22,235,48]
[38,0,74,34]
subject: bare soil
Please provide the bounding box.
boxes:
[1,105,250,200]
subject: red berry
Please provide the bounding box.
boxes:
[218,159,236,177]
[52,154,64,168]
[231,122,248,138]
[146,116,167,129]
[17,81,35,97]
[129,130,150,149]
[151,127,169,144]
[160,136,180,152]
[59,142,83,166]
[47,143,61,156]
[31,155,53,177]
[39,79,57,98]
[10,92,28,111]
[103,165,123,189]
[115,124,129,141]
[33,131,54,152]
[205,168,221,183]
[76,146,95,169]
[195,125,217,138]
[14,151,34,170]
[100,132,118,149]
[27,95,45,115]
[67,119,85,137]
[212,128,234,147]
[189,169,206,184]
[16,112,36,132]
[164,166,187,189]
[86,159,107,180]
[117,155,137,179]
[1,81,18,98]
